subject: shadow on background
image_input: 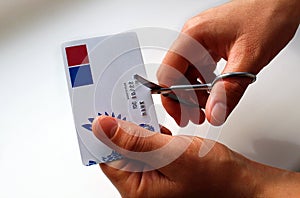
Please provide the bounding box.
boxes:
[243,138,300,172]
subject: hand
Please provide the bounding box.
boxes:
[157,0,300,126]
[93,116,300,197]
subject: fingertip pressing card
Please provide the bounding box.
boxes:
[62,32,160,166]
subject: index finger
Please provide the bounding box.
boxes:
[157,51,189,87]
[157,32,214,86]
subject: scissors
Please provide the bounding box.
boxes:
[134,72,256,108]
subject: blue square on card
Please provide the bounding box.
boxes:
[69,65,93,87]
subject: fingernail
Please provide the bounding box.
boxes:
[211,102,227,126]
[97,116,118,138]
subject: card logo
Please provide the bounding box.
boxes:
[81,112,126,165]
[65,44,93,88]
[82,112,127,132]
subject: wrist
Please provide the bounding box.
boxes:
[271,0,300,24]
[257,166,300,197]
[284,0,300,24]
[236,155,300,197]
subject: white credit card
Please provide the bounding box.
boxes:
[62,32,160,166]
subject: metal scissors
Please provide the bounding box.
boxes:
[134,72,256,108]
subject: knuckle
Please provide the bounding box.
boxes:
[114,127,149,153]
[182,16,201,33]
[182,14,211,36]
[124,136,145,152]
[182,18,195,32]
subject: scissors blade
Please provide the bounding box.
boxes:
[134,74,201,108]
[133,74,162,91]
[134,74,211,94]
[134,72,256,108]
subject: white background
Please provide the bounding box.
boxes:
[0,0,299,197]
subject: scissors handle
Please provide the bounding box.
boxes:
[211,72,256,86]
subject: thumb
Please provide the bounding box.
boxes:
[205,60,256,126]
[92,115,181,167]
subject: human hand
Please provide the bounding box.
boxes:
[92,116,300,197]
[157,0,300,126]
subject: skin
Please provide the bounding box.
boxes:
[92,0,300,197]
[157,0,300,126]
[93,116,300,197]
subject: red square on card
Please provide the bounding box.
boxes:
[65,45,89,66]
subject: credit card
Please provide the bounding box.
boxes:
[62,32,159,166]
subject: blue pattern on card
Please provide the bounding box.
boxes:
[101,150,123,162]
[86,160,97,166]
[139,123,155,131]
[81,112,126,165]
[69,64,93,87]
[82,124,92,131]
[82,112,126,133]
